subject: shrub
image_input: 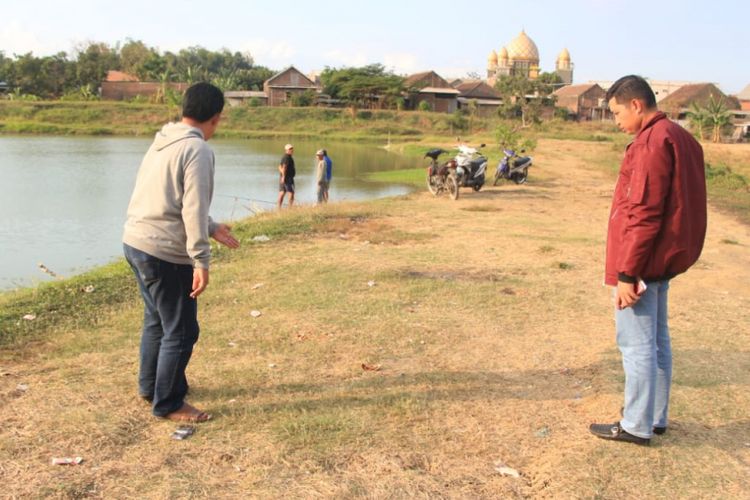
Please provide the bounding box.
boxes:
[417,101,431,112]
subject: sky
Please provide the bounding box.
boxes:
[1,0,748,94]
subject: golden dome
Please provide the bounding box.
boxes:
[488,50,498,65]
[505,30,539,62]
[557,48,571,62]
[498,46,508,61]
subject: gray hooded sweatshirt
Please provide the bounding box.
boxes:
[123,122,218,269]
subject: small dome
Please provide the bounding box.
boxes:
[506,30,539,62]
[498,46,509,61]
[488,50,498,65]
[557,48,571,62]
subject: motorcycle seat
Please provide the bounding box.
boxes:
[470,158,486,169]
[513,156,531,167]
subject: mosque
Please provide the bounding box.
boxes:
[487,30,573,86]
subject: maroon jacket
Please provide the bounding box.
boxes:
[605,112,706,286]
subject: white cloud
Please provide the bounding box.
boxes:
[239,39,296,68]
[0,20,60,56]
[382,52,421,75]
[322,49,370,68]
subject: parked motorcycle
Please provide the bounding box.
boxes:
[454,142,488,194]
[425,148,459,199]
[494,149,533,185]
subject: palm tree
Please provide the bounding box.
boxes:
[704,95,732,143]
[687,102,708,141]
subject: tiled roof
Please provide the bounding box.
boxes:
[105,70,139,82]
[659,83,740,110]
[554,84,600,97]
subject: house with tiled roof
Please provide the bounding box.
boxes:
[454,80,502,117]
[553,83,607,121]
[263,66,318,107]
[100,70,189,100]
[659,83,740,119]
[404,71,459,113]
[736,83,750,111]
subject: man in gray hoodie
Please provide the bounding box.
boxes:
[123,82,239,422]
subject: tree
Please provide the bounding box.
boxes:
[495,122,537,153]
[494,72,561,126]
[120,39,158,79]
[703,95,732,143]
[74,42,119,89]
[321,64,404,109]
[687,102,709,141]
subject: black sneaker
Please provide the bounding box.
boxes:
[620,407,667,435]
[589,422,650,446]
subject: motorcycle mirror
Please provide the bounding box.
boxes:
[520,149,526,153]
[480,143,486,148]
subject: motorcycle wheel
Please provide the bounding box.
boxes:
[513,169,528,185]
[473,183,482,192]
[427,172,439,195]
[447,174,459,200]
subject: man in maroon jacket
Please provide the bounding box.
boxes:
[589,75,707,446]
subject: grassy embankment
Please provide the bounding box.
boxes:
[1,136,749,497]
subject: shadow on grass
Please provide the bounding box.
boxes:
[201,364,610,414]
[674,349,750,387]
[656,419,750,455]
[455,189,553,201]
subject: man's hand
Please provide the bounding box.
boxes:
[191,268,209,299]
[212,223,240,249]
[615,280,640,310]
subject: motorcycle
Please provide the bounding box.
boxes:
[454,142,488,194]
[425,148,459,199]
[494,148,533,185]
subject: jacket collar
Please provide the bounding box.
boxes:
[638,111,667,136]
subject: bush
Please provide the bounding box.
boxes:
[417,101,431,112]
[449,110,469,131]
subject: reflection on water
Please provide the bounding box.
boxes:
[0,136,417,290]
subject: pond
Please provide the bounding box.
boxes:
[0,135,417,290]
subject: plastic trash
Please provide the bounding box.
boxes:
[51,457,83,465]
[171,426,195,440]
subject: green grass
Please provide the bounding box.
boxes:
[361,168,426,186]
[705,162,750,225]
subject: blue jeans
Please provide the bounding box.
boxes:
[124,244,199,417]
[615,280,671,438]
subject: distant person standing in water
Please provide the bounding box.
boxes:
[277,144,296,208]
[123,82,240,423]
[322,149,332,202]
[315,149,327,204]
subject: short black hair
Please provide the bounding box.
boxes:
[182,82,225,122]
[606,75,656,109]
[321,149,327,156]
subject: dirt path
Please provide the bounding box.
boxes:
[1,139,748,498]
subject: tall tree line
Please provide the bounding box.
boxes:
[0,40,275,99]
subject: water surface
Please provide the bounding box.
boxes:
[0,136,415,290]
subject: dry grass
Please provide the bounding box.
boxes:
[1,139,748,498]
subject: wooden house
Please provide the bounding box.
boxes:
[404,71,459,113]
[553,83,607,120]
[454,80,502,117]
[263,66,318,107]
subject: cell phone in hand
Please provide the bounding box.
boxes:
[637,279,647,295]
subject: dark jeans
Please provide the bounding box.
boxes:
[124,244,199,417]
